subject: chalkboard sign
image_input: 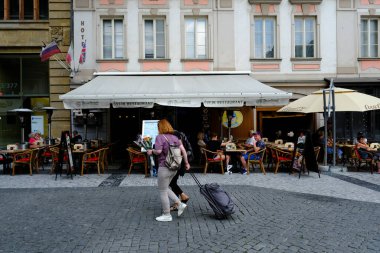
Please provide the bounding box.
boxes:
[55,131,74,180]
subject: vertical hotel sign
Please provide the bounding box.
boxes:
[80,20,86,64]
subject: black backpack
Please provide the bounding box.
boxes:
[174,131,194,162]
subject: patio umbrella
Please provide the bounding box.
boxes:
[277,87,380,113]
[277,85,380,168]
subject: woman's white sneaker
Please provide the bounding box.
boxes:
[177,202,187,217]
[156,213,172,222]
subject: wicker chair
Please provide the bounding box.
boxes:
[126,147,148,177]
[12,148,39,176]
[81,148,105,175]
[201,148,224,174]
[247,148,266,175]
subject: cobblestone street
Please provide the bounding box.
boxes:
[0,170,379,252]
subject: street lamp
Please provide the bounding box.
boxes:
[9,108,33,144]
[41,107,56,145]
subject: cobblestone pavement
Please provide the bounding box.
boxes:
[0,167,379,252]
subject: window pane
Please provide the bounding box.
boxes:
[40,0,49,20]
[370,45,378,57]
[361,45,368,57]
[24,0,33,20]
[0,2,3,19]
[185,19,195,58]
[185,19,195,33]
[265,18,275,58]
[254,18,263,58]
[10,0,19,20]
[306,45,314,57]
[145,20,154,58]
[156,20,165,58]
[114,20,123,58]
[103,20,112,59]
[186,46,195,58]
[295,45,303,57]
[197,18,206,33]
[361,19,368,32]
[295,18,302,32]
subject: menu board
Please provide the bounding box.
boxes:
[142,120,159,146]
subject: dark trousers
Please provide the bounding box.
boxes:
[169,170,182,196]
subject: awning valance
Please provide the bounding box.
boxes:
[59,72,292,109]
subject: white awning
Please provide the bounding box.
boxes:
[59,72,292,109]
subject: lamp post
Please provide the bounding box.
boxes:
[41,107,56,145]
[9,108,33,144]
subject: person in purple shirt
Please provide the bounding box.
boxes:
[147,119,190,222]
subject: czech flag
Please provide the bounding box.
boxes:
[40,41,61,62]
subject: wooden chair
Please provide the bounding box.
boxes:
[353,148,374,174]
[314,146,321,161]
[81,148,105,176]
[201,148,224,174]
[101,147,109,172]
[12,148,39,175]
[272,147,293,174]
[247,148,266,175]
[126,147,148,177]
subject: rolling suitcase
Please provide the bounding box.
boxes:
[190,173,235,219]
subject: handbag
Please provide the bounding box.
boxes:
[163,135,183,170]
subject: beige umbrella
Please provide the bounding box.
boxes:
[278,87,380,113]
[278,86,380,169]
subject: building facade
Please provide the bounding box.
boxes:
[66,0,337,147]
[335,0,380,141]
[0,0,71,146]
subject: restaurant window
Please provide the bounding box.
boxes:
[102,19,124,59]
[360,18,379,58]
[1,0,49,20]
[144,18,166,59]
[294,17,316,58]
[254,17,276,58]
[185,17,208,59]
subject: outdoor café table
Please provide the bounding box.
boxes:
[72,149,92,173]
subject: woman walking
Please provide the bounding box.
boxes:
[147,119,191,221]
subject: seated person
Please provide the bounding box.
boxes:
[297,131,306,149]
[197,131,207,154]
[323,134,343,160]
[29,132,44,146]
[238,130,256,150]
[206,132,231,170]
[71,130,83,144]
[356,135,380,173]
[238,131,266,174]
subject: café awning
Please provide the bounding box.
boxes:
[60,72,292,109]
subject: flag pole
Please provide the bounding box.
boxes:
[52,55,70,72]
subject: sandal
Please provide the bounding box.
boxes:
[170,204,178,211]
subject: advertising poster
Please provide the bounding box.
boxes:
[142,120,159,147]
[31,115,44,135]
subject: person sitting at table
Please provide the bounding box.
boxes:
[71,130,83,144]
[238,131,266,175]
[356,135,380,173]
[206,132,232,172]
[29,132,44,146]
[238,130,256,150]
[323,134,343,161]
